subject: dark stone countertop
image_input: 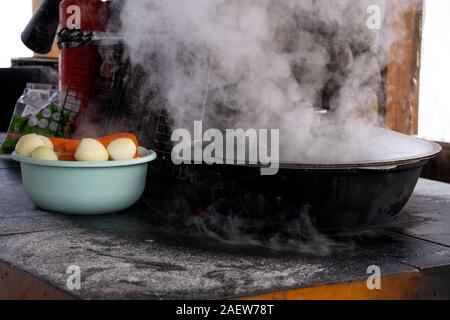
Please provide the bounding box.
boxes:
[1,151,450,299]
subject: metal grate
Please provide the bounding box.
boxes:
[58,29,180,177]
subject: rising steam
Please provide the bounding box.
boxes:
[117,0,413,162]
[115,0,415,254]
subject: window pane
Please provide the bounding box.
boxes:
[0,1,33,67]
[419,0,450,142]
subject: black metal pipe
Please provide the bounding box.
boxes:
[21,0,63,54]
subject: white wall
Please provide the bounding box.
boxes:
[0,1,33,68]
[419,0,450,142]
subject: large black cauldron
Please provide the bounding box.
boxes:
[145,129,441,234]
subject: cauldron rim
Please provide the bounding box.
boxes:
[177,139,441,171]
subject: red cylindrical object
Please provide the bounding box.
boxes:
[58,0,107,137]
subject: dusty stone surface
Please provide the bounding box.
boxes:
[1,160,450,299]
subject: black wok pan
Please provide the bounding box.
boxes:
[147,127,442,233]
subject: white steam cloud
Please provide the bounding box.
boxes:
[118,0,414,163]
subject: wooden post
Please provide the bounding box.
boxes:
[32,0,41,12]
[386,0,424,135]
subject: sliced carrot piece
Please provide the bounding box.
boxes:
[49,137,80,155]
[57,153,77,161]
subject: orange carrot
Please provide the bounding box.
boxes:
[58,153,77,161]
[49,137,80,155]
[49,133,140,161]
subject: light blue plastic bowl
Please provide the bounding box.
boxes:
[11,147,157,215]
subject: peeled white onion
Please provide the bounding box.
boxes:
[38,135,54,150]
[32,146,58,161]
[107,138,137,160]
[75,138,109,162]
[15,134,45,157]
